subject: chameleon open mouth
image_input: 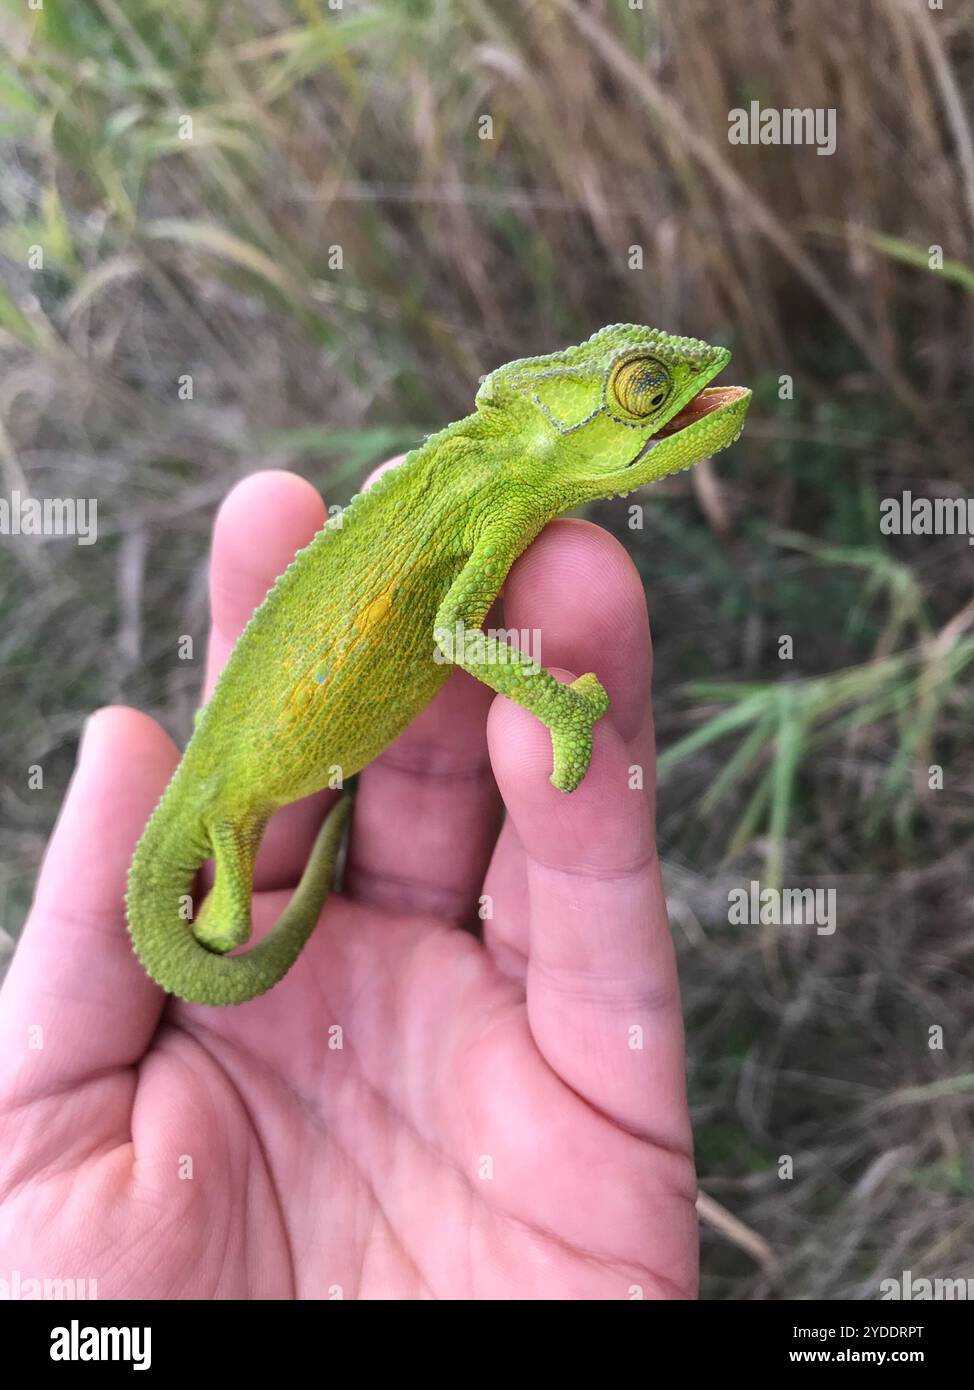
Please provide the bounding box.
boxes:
[652,384,750,440]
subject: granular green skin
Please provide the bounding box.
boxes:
[126,324,751,1004]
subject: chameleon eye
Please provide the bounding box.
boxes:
[608,355,672,419]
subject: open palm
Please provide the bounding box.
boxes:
[0,471,696,1300]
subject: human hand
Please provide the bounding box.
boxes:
[0,469,695,1299]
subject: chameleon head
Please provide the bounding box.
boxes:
[476,322,751,498]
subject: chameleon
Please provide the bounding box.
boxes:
[126,323,750,1005]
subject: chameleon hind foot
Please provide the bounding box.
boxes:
[191,816,264,953]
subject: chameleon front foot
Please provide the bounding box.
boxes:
[549,673,609,792]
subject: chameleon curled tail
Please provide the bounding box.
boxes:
[126,792,351,1006]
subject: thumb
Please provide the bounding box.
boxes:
[0,707,179,1105]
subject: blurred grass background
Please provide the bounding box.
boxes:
[2,0,974,1298]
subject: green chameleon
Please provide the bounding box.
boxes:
[127,323,750,1005]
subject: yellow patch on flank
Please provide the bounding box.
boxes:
[287,681,313,712]
[355,588,393,636]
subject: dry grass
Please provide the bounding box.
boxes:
[2,0,973,1298]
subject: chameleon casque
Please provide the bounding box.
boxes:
[127,323,751,1004]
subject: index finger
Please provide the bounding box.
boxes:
[486,520,691,1154]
